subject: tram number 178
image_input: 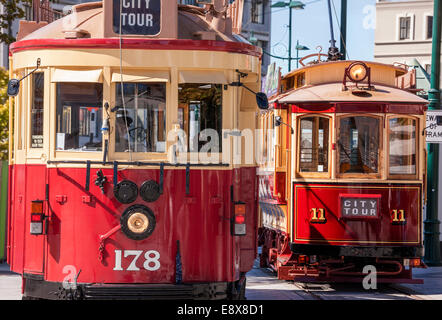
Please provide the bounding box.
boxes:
[113,250,161,271]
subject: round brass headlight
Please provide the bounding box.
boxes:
[127,212,149,234]
[120,205,156,241]
[348,63,368,82]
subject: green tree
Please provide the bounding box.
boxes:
[0,68,9,160]
[0,0,32,45]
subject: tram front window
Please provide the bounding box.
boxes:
[299,116,329,173]
[389,117,416,175]
[178,84,222,152]
[56,83,103,152]
[338,116,380,174]
[115,83,166,153]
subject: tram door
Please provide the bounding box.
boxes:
[22,166,47,275]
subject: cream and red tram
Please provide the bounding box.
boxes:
[258,60,428,283]
[7,0,266,299]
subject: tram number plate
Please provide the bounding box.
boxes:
[340,194,381,219]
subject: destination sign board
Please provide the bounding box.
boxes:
[426,110,442,143]
[113,0,161,35]
[339,194,381,219]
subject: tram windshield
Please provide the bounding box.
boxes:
[299,116,329,173]
[115,83,166,153]
[338,116,380,174]
[56,83,103,152]
[178,83,222,153]
[389,117,417,175]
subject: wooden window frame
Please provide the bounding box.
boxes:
[386,115,419,180]
[336,114,383,180]
[295,114,332,179]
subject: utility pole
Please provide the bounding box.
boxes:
[425,0,442,266]
[340,0,347,60]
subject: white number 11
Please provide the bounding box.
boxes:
[113,250,161,271]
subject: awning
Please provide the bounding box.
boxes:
[112,70,169,83]
[178,70,228,84]
[51,69,103,83]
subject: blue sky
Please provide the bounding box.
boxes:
[268,0,376,74]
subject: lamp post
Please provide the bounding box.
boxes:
[425,0,442,266]
[295,41,309,68]
[271,1,305,72]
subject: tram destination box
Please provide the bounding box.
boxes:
[339,194,381,219]
[103,0,177,38]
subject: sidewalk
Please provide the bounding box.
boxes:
[0,263,22,300]
[395,267,442,300]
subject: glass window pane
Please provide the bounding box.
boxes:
[338,116,379,174]
[31,73,44,148]
[115,83,166,153]
[299,117,329,173]
[389,118,416,175]
[56,83,103,152]
[178,83,222,153]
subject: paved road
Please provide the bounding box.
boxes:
[0,265,21,300]
[245,260,421,300]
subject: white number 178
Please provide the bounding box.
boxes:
[113,250,161,271]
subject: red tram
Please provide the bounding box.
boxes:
[258,58,428,284]
[6,0,266,299]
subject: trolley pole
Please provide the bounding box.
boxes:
[340,0,347,60]
[424,0,442,266]
[288,6,292,71]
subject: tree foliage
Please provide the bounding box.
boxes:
[0,68,9,160]
[0,0,32,45]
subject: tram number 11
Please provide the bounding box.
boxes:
[113,250,161,271]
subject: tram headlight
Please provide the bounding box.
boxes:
[120,205,156,241]
[347,62,368,83]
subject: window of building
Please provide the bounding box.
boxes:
[56,83,103,152]
[251,0,264,24]
[399,16,411,40]
[298,116,329,173]
[30,73,44,148]
[178,84,222,153]
[338,116,380,174]
[389,117,416,176]
[115,83,166,153]
[427,15,433,39]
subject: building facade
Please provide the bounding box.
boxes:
[374,0,436,81]
[240,0,271,76]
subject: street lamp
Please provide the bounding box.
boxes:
[295,41,309,68]
[270,1,305,71]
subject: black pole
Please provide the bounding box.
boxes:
[326,0,341,61]
[340,0,347,60]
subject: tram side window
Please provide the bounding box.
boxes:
[389,118,416,175]
[56,83,103,151]
[115,83,166,153]
[31,73,44,148]
[338,116,380,174]
[178,84,222,152]
[299,116,329,173]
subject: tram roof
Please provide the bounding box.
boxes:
[277,82,428,105]
[17,2,244,43]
